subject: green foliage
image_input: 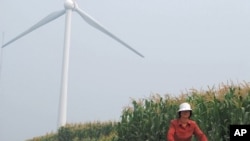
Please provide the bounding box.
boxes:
[27,132,57,141]
[117,95,175,141]
[58,126,73,141]
[28,121,117,141]
[116,82,250,141]
[28,81,250,141]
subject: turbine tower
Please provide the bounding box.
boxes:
[2,0,144,128]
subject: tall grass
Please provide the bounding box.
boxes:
[28,81,250,141]
[27,121,117,141]
[116,81,250,141]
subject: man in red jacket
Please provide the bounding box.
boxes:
[167,102,208,141]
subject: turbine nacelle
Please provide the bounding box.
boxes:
[64,0,76,10]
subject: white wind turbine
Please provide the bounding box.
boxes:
[2,0,144,128]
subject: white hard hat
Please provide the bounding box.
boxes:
[178,102,192,112]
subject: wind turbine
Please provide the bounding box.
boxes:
[2,0,144,128]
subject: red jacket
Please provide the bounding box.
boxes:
[167,119,208,141]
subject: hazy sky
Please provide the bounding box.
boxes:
[0,0,249,140]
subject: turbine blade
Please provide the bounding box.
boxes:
[2,10,66,48]
[75,7,144,58]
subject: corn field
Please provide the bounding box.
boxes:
[28,82,250,141]
[28,121,118,141]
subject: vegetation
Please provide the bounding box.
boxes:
[28,121,117,141]
[28,81,250,141]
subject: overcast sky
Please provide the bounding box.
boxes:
[0,0,249,140]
